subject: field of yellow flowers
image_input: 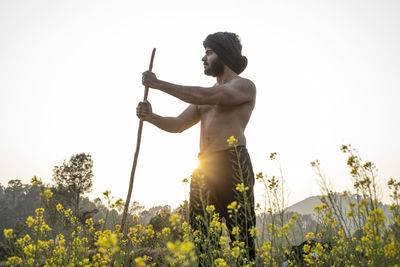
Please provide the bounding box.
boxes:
[2,140,400,266]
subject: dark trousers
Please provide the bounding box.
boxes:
[189,146,256,264]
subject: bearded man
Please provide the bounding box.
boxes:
[137,32,256,263]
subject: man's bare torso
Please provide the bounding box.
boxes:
[197,78,255,154]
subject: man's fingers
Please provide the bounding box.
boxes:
[142,71,156,87]
[136,101,151,120]
[136,102,150,114]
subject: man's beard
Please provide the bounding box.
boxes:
[204,58,224,77]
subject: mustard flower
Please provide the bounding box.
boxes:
[227,136,238,146]
[56,203,63,211]
[214,258,227,267]
[30,176,41,186]
[227,201,240,213]
[232,226,240,236]
[4,229,13,239]
[206,205,216,214]
[135,257,147,267]
[162,227,171,236]
[231,246,240,258]
[305,232,315,240]
[35,208,44,216]
[248,226,259,238]
[23,234,31,242]
[169,214,181,226]
[24,244,35,256]
[42,189,53,199]
[236,183,248,192]
[27,258,35,266]
[7,256,22,265]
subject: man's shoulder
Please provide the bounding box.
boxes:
[231,77,256,97]
[231,76,256,89]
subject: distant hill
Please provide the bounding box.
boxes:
[286,194,390,216]
[286,196,323,215]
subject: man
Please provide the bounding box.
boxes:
[137,32,256,263]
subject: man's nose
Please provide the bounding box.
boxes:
[202,55,206,62]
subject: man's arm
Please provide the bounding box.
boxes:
[136,102,200,133]
[142,72,256,106]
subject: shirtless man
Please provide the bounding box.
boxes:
[137,32,256,263]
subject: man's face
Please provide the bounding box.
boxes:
[202,47,224,77]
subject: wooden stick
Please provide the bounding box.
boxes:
[120,48,156,233]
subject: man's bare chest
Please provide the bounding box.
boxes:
[199,105,233,116]
[198,105,237,126]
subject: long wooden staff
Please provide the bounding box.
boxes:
[120,48,156,233]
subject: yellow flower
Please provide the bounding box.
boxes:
[42,189,53,199]
[347,210,354,218]
[35,208,44,216]
[248,226,259,238]
[57,234,65,246]
[56,203,63,211]
[40,223,52,232]
[4,229,13,239]
[145,225,155,238]
[135,257,147,267]
[227,136,238,147]
[169,214,181,226]
[182,178,189,183]
[313,204,326,213]
[7,256,22,265]
[162,227,171,236]
[24,244,35,256]
[303,244,311,253]
[231,246,240,258]
[227,201,240,213]
[168,239,194,253]
[214,258,227,267]
[103,190,111,198]
[232,226,240,236]
[236,183,248,192]
[31,176,41,186]
[305,232,315,240]
[23,234,31,242]
[206,205,216,214]
[113,198,125,212]
[97,233,119,254]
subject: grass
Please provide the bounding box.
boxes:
[2,140,400,266]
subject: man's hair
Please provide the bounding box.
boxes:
[203,32,247,74]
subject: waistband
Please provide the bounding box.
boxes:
[197,146,247,160]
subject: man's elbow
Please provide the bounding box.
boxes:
[172,119,186,133]
[175,125,187,133]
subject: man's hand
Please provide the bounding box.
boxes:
[136,101,153,121]
[142,71,160,89]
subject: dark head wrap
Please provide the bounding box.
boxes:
[203,32,248,74]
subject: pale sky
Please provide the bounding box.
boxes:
[1,0,399,209]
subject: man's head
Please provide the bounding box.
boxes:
[202,32,247,76]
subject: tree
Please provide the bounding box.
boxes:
[129,201,145,217]
[53,153,93,217]
[4,179,24,209]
